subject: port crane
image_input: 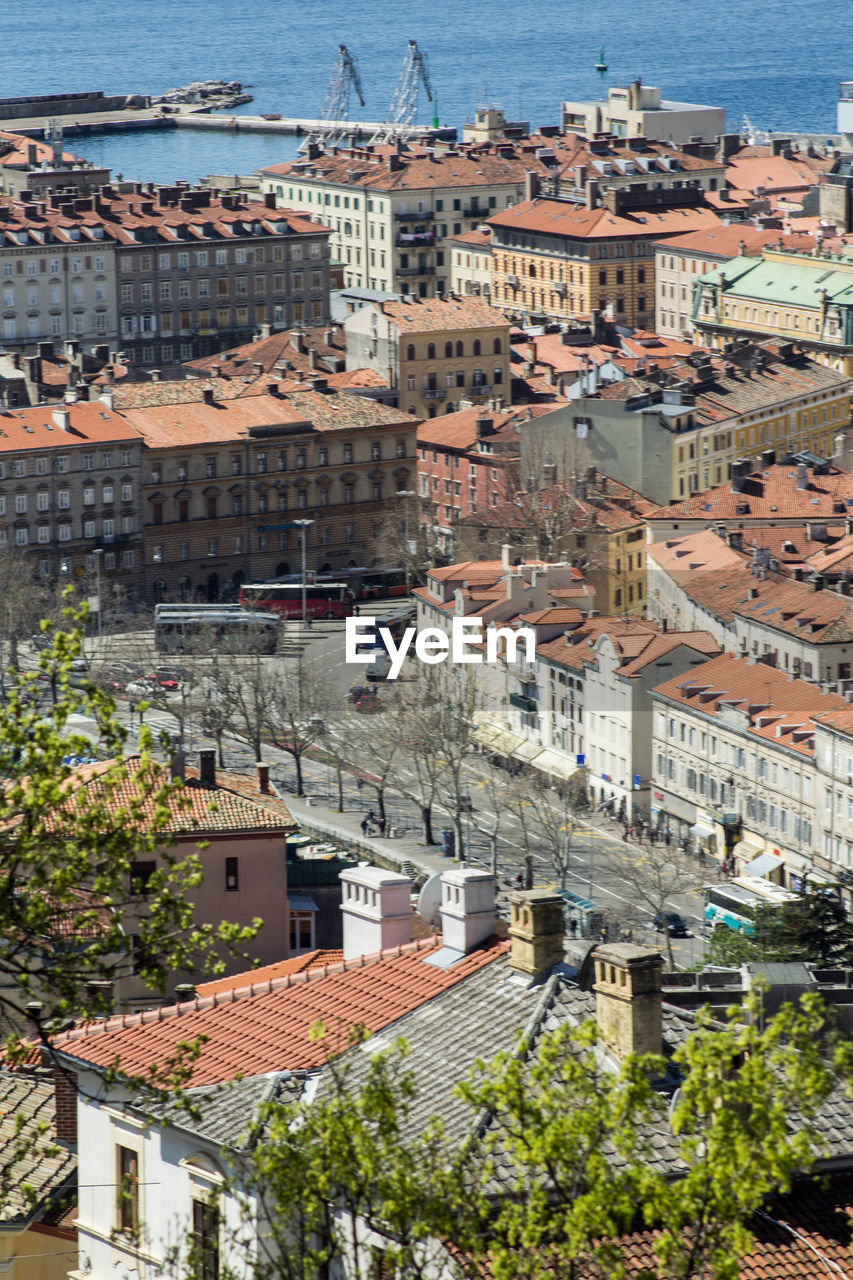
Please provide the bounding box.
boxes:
[370,40,433,145]
[301,44,365,150]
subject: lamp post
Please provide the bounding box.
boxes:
[293,519,314,625]
[395,489,417,594]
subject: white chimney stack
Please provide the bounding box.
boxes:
[439,868,496,953]
[340,866,413,960]
[52,406,70,432]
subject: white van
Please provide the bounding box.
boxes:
[364,649,391,680]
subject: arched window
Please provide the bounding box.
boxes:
[407,344,415,360]
[493,366,503,385]
[529,263,536,278]
[455,341,464,357]
[473,339,482,356]
[427,342,436,359]
[493,338,502,354]
[444,341,453,358]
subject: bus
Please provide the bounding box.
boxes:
[154,604,279,654]
[239,582,353,620]
[704,877,799,935]
[252,567,409,602]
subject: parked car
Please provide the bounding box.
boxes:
[355,692,381,714]
[653,912,688,937]
[126,680,157,699]
[146,671,179,691]
[69,658,88,672]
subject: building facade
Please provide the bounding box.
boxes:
[343,294,511,422]
[120,379,418,601]
[561,80,726,145]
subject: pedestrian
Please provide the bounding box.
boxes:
[622,825,630,842]
[569,917,578,938]
[360,815,370,836]
[514,871,524,889]
[600,922,608,943]
[664,829,671,846]
[378,816,386,836]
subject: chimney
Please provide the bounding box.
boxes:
[593,943,663,1060]
[501,542,511,570]
[149,368,161,382]
[201,386,215,404]
[439,868,496,953]
[170,744,186,782]
[52,406,71,432]
[507,889,565,978]
[211,363,222,377]
[475,415,492,438]
[53,1066,78,1146]
[524,170,541,202]
[796,462,809,490]
[257,761,270,794]
[339,865,413,960]
[198,749,216,786]
[99,389,114,410]
[308,347,319,370]
[174,983,196,1002]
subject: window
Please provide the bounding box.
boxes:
[225,856,239,891]
[191,1201,220,1280]
[84,485,95,505]
[208,538,218,558]
[117,1146,139,1234]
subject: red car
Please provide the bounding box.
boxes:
[146,672,179,691]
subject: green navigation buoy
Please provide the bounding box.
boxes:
[595,46,608,74]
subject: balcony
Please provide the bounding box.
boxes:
[397,231,435,246]
[468,382,491,396]
[462,206,488,219]
[506,274,519,289]
[422,387,446,400]
[509,692,537,713]
[395,209,434,221]
[397,264,435,277]
[555,281,567,297]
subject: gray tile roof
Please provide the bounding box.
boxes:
[0,1071,76,1224]
[143,1071,306,1150]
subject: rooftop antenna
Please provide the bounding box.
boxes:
[371,40,433,145]
[300,44,365,152]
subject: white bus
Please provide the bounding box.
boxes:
[704,876,799,935]
[154,604,279,654]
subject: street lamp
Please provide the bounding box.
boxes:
[395,490,417,594]
[292,519,314,625]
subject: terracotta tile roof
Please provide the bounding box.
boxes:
[488,198,722,240]
[0,402,140,451]
[726,153,820,195]
[54,936,509,1085]
[731,577,853,643]
[0,129,80,169]
[195,950,345,996]
[326,367,389,389]
[652,652,847,755]
[645,529,747,575]
[806,530,853,574]
[379,295,508,333]
[416,406,527,452]
[119,383,415,447]
[263,142,543,192]
[184,324,346,380]
[446,227,491,246]
[518,608,583,625]
[535,617,718,674]
[651,224,792,258]
[647,463,853,522]
[70,756,296,836]
[460,478,653,533]
[667,568,772,623]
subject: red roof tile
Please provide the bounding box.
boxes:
[55,937,509,1085]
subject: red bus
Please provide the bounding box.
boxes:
[239,582,353,620]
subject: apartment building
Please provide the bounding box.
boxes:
[487,196,721,329]
[651,652,847,886]
[0,123,110,197]
[259,140,543,298]
[343,294,511,421]
[561,80,725,145]
[119,378,417,600]
[654,225,795,340]
[0,184,331,367]
[447,228,492,299]
[692,245,853,375]
[523,342,851,506]
[813,706,853,890]
[110,184,331,366]
[0,397,144,594]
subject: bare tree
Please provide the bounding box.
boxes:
[264,653,337,797]
[618,839,701,967]
[523,774,587,891]
[469,758,510,875]
[392,680,452,845]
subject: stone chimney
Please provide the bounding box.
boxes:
[53,1067,78,1146]
[439,868,496,953]
[796,462,809,490]
[501,542,512,570]
[198,749,216,787]
[507,889,564,978]
[593,944,663,1060]
[257,761,270,794]
[340,866,413,960]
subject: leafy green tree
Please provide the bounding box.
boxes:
[0,605,259,1041]
[707,890,853,967]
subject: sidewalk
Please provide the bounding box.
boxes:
[283,792,458,883]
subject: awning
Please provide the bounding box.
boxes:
[287,893,319,913]
[531,749,576,780]
[732,839,764,862]
[471,721,501,748]
[488,728,527,757]
[743,852,783,879]
[512,740,544,765]
[690,820,716,839]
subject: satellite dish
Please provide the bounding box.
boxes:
[417,873,442,927]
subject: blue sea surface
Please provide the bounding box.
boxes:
[2,0,850,184]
